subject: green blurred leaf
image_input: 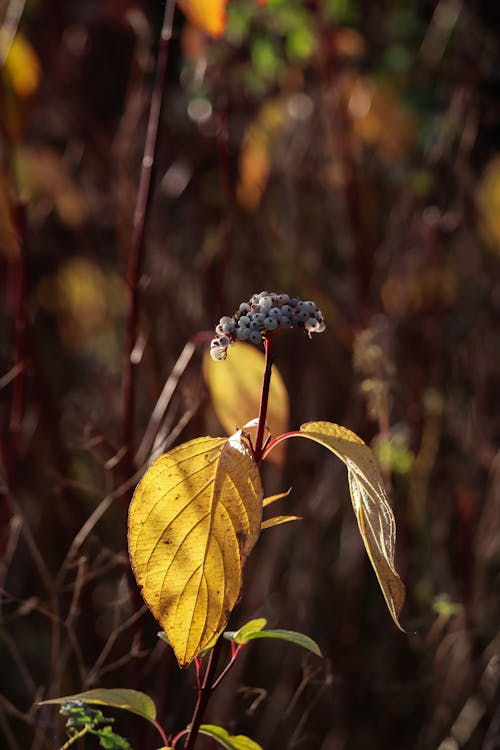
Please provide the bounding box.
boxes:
[97,726,131,750]
[286,27,315,60]
[433,594,462,617]
[40,689,157,723]
[324,0,360,25]
[251,37,281,79]
[199,724,263,750]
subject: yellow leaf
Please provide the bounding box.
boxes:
[261,515,301,530]
[2,33,41,97]
[203,343,289,465]
[128,433,263,666]
[0,173,20,260]
[477,154,500,253]
[262,488,291,507]
[177,0,227,38]
[295,422,405,629]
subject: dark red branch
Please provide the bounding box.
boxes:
[183,636,224,750]
[122,0,176,481]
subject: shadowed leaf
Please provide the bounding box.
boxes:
[203,342,289,465]
[128,433,263,666]
[39,689,156,722]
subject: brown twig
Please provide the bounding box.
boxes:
[122,0,176,486]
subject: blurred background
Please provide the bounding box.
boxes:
[1,0,500,748]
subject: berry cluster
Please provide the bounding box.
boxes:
[210,291,326,360]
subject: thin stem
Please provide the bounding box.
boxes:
[253,336,274,464]
[261,430,301,462]
[184,636,224,750]
[152,719,170,748]
[59,726,89,749]
[211,644,243,691]
[122,0,176,480]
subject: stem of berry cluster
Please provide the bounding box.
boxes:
[253,336,274,464]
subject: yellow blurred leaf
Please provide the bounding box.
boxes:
[203,342,289,465]
[177,0,227,38]
[3,33,41,97]
[236,134,270,210]
[477,154,500,253]
[17,146,88,227]
[0,174,20,260]
[128,433,263,667]
[291,422,405,629]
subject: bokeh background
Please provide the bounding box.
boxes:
[1,1,500,748]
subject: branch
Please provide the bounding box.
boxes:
[122,0,176,482]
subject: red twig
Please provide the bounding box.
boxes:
[253,336,274,464]
[122,0,176,482]
[183,636,224,750]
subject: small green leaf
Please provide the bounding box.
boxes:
[199,724,263,750]
[224,618,267,643]
[96,725,131,750]
[40,689,157,723]
[224,619,321,656]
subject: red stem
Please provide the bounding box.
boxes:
[152,718,170,748]
[122,0,176,480]
[253,336,274,464]
[184,636,224,750]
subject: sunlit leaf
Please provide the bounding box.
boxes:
[263,488,291,507]
[128,433,263,666]
[177,0,227,37]
[199,724,263,750]
[285,422,405,629]
[224,618,321,656]
[224,617,267,642]
[39,689,156,723]
[261,514,301,530]
[203,343,289,465]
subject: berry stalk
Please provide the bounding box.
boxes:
[253,335,274,464]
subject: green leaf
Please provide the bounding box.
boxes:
[199,724,263,750]
[295,422,406,629]
[128,433,263,667]
[224,618,267,642]
[96,725,131,749]
[224,618,322,656]
[39,689,156,724]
